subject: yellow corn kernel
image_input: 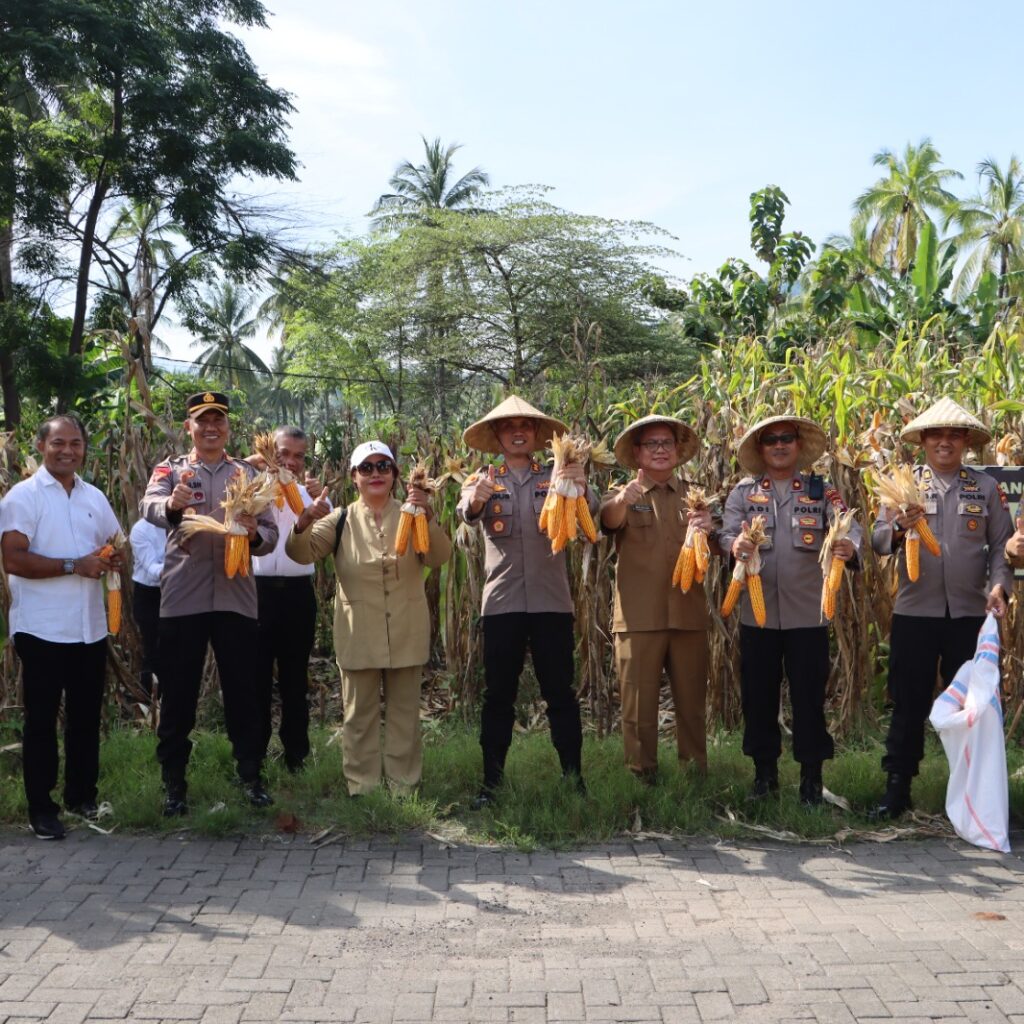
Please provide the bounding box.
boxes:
[747,572,766,626]
[395,511,414,555]
[107,588,121,634]
[906,531,920,582]
[916,519,941,558]
[576,495,598,543]
[679,544,696,593]
[548,495,564,541]
[282,479,304,516]
[562,494,578,545]
[721,577,744,618]
[822,581,836,621]
[827,554,844,594]
[413,511,430,554]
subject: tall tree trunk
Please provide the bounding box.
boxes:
[0,222,19,427]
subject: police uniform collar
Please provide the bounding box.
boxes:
[188,449,231,464]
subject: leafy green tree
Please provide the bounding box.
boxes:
[370,137,490,230]
[2,0,297,364]
[189,281,269,388]
[945,156,1024,300]
[852,138,961,275]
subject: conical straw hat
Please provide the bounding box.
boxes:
[612,414,699,470]
[462,395,569,454]
[735,414,828,475]
[899,397,991,447]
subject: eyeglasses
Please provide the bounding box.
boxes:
[356,460,394,476]
[760,432,798,446]
[639,439,676,452]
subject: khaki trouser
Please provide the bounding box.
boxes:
[339,665,423,796]
[615,629,708,775]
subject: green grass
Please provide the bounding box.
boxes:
[1,721,1021,849]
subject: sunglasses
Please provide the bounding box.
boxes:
[760,432,798,446]
[355,460,394,476]
[639,439,676,452]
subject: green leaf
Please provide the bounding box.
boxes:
[911,220,937,304]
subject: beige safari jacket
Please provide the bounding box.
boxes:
[286,498,451,671]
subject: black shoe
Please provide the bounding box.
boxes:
[67,802,99,822]
[285,757,306,775]
[871,773,913,820]
[471,787,497,811]
[751,761,779,799]
[243,780,274,808]
[29,812,65,841]
[799,763,824,807]
[163,784,188,818]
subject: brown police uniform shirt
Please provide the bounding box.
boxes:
[140,451,278,620]
[720,474,863,631]
[456,460,598,617]
[285,498,452,671]
[601,474,710,633]
[871,464,1013,618]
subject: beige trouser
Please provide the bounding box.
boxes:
[339,665,423,796]
[615,629,708,775]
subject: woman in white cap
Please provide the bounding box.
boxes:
[457,396,596,807]
[286,440,452,796]
[871,398,1012,818]
[720,414,861,805]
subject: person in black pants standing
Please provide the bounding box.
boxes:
[140,391,278,816]
[0,415,122,839]
[128,517,165,696]
[250,426,329,772]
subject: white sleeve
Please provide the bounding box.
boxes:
[0,484,38,541]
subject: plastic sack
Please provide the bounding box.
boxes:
[928,614,1009,853]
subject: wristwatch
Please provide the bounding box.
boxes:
[62,558,76,575]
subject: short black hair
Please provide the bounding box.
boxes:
[37,414,87,447]
[274,425,306,442]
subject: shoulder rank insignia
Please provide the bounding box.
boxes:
[824,486,848,511]
[791,477,803,490]
[959,469,969,478]
[997,483,1009,509]
[150,465,172,481]
[530,461,542,473]
[497,463,508,476]
[920,467,932,481]
[760,477,771,490]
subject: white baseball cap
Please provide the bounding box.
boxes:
[349,440,396,469]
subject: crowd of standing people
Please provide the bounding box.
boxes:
[0,390,1020,839]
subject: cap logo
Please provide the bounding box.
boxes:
[203,392,215,404]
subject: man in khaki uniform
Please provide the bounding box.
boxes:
[600,414,714,782]
[721,415,861,804]
[141,391,278,815]
[871,398,1013,818]
[457,396,597,807]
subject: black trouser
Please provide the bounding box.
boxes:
[157,612,264,785]
[256,576,316,765]
[883,612,985,776]
[740,625,834,766]
[131,583,161,690]
[13,632,107,816]
[480,612,583,788]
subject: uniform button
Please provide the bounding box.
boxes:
[384,590,390,596]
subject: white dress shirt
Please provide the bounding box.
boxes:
[0,466,121,644]
[253,484,329,577]
[129,517,165,587]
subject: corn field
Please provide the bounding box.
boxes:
[4,322,1024,743]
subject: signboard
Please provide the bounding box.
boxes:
[980,465,1024,577]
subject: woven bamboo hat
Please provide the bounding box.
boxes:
[612,415,699,470]
[736,414,828,475]
[462,395,569,455]
[899,397,991,447]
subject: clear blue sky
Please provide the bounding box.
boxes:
[168,0,1024,360]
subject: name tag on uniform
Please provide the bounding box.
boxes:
[923,500,938,515]
[631,504,653,512]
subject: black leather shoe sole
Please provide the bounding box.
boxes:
[243,783,274,808]
[30,814,66,840]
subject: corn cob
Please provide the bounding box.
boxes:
[674,487,714,594]
[98,535,126,633]
[721,516,767,623]
[395,510,414,555]
[224,526,249,579]
[413,510,430,553]
[396,461,434,557]
[538,489,556,533]
[253,432,305,514]
[720,574,745,618]
[671,542,692,589]
[872,462,940,580]
[576,494,598,543]
[818,507,858,621]
[693,527,710,575]
[747,572,766,626]
[546,432,599,552]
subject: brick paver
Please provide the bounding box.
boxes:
[0,831,1021,1022]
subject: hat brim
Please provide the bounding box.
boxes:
[187,402,229,417]
[736,416,827,475]
[612,415,699,470]
[900,424,991,447]
[463,414,569,454]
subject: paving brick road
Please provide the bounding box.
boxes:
[0,829,1022,1023]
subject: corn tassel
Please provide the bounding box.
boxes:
[906,530,920,582]
[413,510,430,554]
[916,519,941,557]
[395,510,414,555]
[747,572,766,626]
[721,576,745,618]
[576,494,597,543]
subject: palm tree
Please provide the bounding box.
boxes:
[853,138,962,275]
[944,157,1024,300]
[370,136,490,230]
[190,281,269,388]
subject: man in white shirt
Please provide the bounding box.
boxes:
[0,415,122,840]
[251,426,328,772]
[129,517,165,696]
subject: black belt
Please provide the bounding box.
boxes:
[256,575,314,589]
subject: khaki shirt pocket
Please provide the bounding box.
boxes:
[792,512,824,552]
[626,506,654,528]
[957,501,987,539]
[484,497,513,539]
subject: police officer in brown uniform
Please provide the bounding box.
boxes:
[600,414,715,782]
[457,396,597,807]
[141,392,279,815]
[721,415,862,804]
[871,398,1013,818]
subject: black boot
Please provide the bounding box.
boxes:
[799,762,824,806]
[163,781,188,818]
[872,773,912,820]
[751,760,779,798]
